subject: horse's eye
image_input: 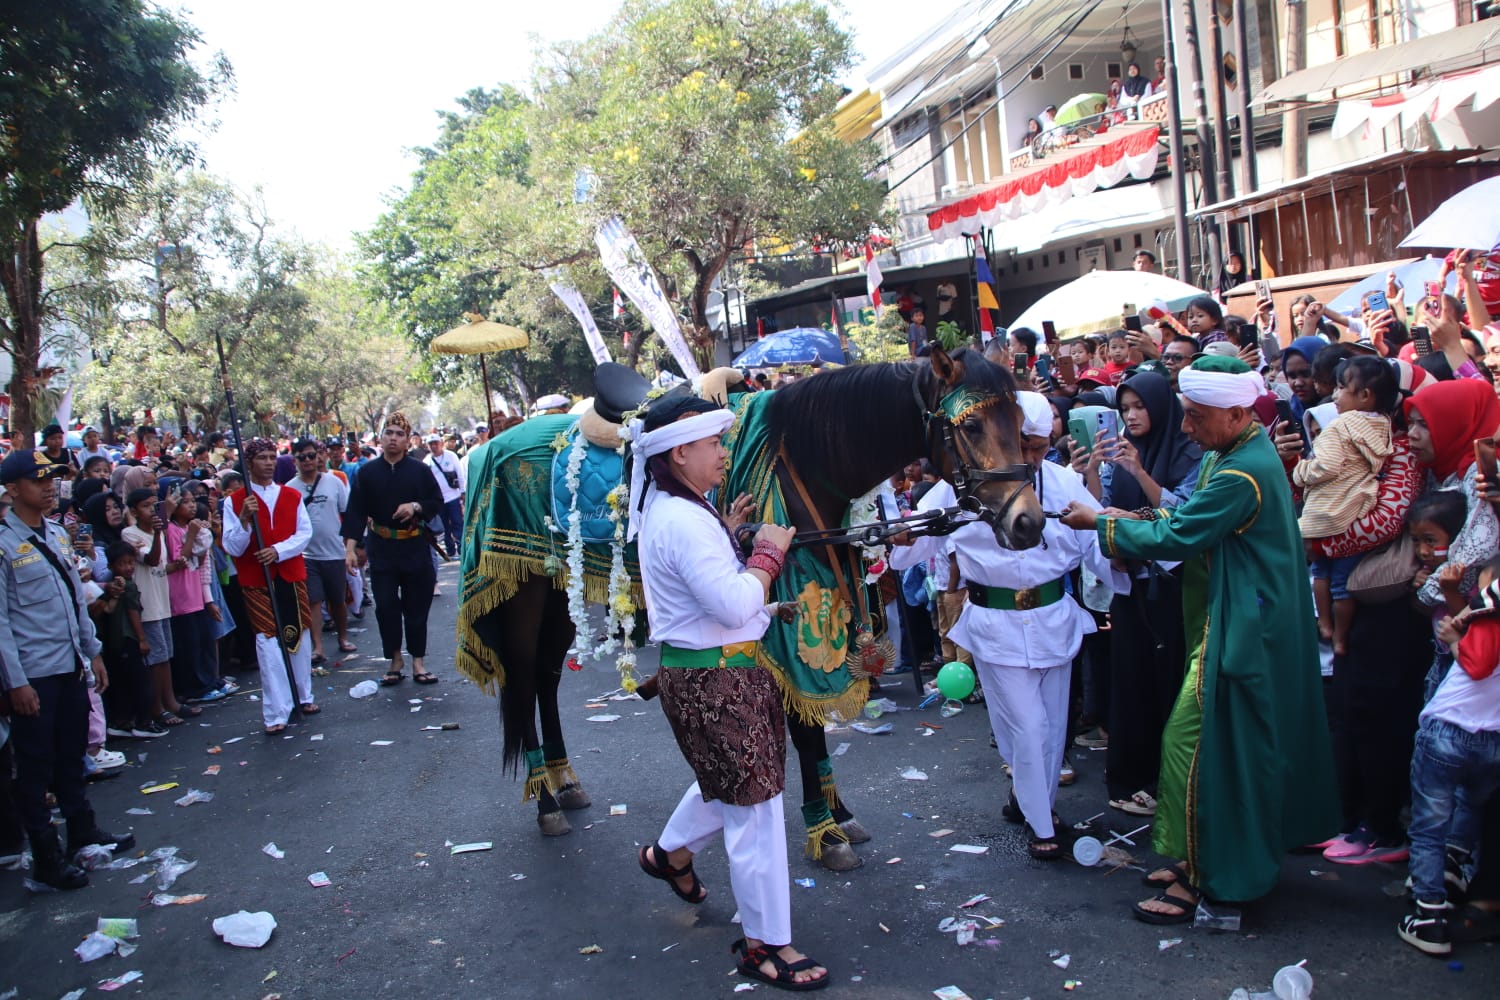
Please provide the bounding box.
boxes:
[961,418,982,435]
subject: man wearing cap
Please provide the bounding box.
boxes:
[630,394,828,991]
[424,432,466,559]
[892,393,1122,861]
[1062,357,1339,923]
[39,424,80,473]
[343,412,443,686]
[0,449,134,890]
[222,438,318,733]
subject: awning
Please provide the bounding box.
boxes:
[1193,149,1472,223]
[1256,19,1500,104]
[1331,65,1500,140]
[925,124,1161,242]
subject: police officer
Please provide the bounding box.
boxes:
[343,413,443,686]
[0,449,134,890]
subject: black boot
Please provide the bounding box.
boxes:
[29,827,88,890]
[66,810,136,854]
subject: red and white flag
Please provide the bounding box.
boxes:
[612,287,624,319]
[865,244,883,314]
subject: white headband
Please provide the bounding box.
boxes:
[1178,367,1264,408]
[626,408,736,541]
[1016,391,1052,438]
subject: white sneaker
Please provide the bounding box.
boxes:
[90,748,127,770]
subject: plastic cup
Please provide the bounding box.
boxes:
[1272,964,1313,999]
[1072,836,1103,867]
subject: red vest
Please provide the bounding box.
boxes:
[229,484,308,584]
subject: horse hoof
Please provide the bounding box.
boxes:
[555,784,592,810]
[838,818,872,844]
[816,841,864,872]
[537,811,572,837]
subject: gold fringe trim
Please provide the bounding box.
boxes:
[522,763,550,804]
[820,774,838,813]
[754,646,872,730]
[804,816,848,860]
[545,758,581,790]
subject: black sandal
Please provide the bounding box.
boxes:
[1132,884,1199,925]
[413,671,439,685]
[379,671,404,686]
[1142,862,1189,889]
[638,843,707,904]
[730,938,829,992]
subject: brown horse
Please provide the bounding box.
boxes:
[460,345,1043,865]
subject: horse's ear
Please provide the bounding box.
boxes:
[929,343,964,386]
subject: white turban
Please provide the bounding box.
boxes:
[625,408,736,541]
[1016,391,1053,438]
[1178,366,1265,409]
[532,393,570,411]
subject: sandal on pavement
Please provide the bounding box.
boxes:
[264,724,287,735]
[300,703,321,715]
[413,671,439,685]
[311,653,327,667]
[157,711,184,727]
[1026,824,1065,861]
[339,641,358,653]
[1132,883,1199,925]
[1111,790,1157,816]
[173,703,202,717]
[379,671,404,686]
[638,843,707,904]
[730,938,829,992]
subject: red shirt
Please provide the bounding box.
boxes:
[1100,361,1131,386]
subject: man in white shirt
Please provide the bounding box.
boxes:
[891,392,1121,859]
[74,426,109,467]
[425,433,466,559]
[631,394,826,992]
[222,438,316,733]
[290,438,352,665]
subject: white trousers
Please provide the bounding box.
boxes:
[976,658,1071,839]
[347,569,364,613]
[659,783,792,946]
[257,630,313,727]
[883,600,904,666]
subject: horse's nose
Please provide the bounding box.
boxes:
[1009,510,1044,549]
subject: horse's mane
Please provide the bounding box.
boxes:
[766,349,1014,498]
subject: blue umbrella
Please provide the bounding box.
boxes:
[732,327,845,367]
[1326,257,1455,315]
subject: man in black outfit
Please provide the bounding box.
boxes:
[343,412,443,687]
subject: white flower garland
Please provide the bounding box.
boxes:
[562,433,590,664]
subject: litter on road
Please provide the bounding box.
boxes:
[262,843,285,860]
[140,782,178,795]
[213,911,277,948]
[587,714,621,723]
[307,871,332,887]
[450,842,494,855]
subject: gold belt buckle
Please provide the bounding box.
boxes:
[1014,587,1039,611]
[720,641,757,667]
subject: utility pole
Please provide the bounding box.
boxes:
[1282,0,1308,181]
[1180,0,1224,288]
[1161,0,1193,284]
[1231,0,1259,195]
[1202,0,1235,205]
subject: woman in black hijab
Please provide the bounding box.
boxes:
[1088,372,1204,820]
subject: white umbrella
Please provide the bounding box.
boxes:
[1400,176,1500,252]
[1008,269,1206,341]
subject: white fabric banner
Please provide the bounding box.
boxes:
[547,276,613,365]
[595,217,701,377]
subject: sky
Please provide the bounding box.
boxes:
[179,0,917,251]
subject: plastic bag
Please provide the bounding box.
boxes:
[212,910,277,948]
[155,856,198,891]
[349,679,379,698]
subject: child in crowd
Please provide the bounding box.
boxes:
[1099,330,1132,386]
[121,487,200,727]
[165,490,226,703]
[1293,356,1397,654]
[1399,556,1500,955]
[1183,295,1227,347]
[98,542,163,739]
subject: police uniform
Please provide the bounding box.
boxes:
[0,450,133,889]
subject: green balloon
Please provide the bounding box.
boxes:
[935,661,975,700]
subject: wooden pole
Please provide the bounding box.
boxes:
[479,354,494,428]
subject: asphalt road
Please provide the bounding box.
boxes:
[4,560,1496,998]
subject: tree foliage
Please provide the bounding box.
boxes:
[0,0,227,443]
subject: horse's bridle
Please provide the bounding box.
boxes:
[913,376,1035,534]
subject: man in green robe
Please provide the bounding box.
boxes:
[1062,356,1339,923]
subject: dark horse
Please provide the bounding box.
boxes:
[462,345,1044,863]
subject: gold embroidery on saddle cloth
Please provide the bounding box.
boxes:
[795,579,851,674]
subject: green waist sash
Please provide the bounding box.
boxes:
[659,641,760,669]
[967,578,1064,611]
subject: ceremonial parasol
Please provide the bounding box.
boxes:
[431,313,530,425]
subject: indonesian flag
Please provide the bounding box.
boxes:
[865,244,883,313]
[612,287,624,319]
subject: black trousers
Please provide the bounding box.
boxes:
[1105,569,1186,800]
[9,671,89,834]
[102,642,154,728]
[367,536,436,659]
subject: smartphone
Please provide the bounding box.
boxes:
[1012,353,1029,378]
[1412,325,1432,357]
[1274,398,1307,446]
[1122,303,1136,319]
[1034,354,1053,381]
[1425,280,1442,300]
[1124,314,1144,334]
[1363,289,1389,314]
[1477,438,1500,487]
[1068,414,1095,454]
[1096,409,1119,442]
[1255,279,1272,304]
[1238,323,1259,350]
[75,527,92,547]
[1042,320,1058,344]
[1057,354,1076,383]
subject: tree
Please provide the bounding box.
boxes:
[526,0,889,365]
[0,0,227,443]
